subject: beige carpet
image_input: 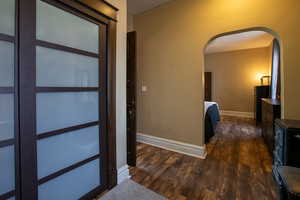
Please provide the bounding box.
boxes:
[99,180,167,200]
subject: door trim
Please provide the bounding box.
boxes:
[107,20,117,188]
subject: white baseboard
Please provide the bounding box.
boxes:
[137,133,207,159]
[220,110,254,118]
[117,165,131,184]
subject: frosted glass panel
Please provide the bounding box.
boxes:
[0,94,14,141]
[38,159,100,200]
[0,41,14,87]
[36,46,98,87]
[36,92,99,133]
[37,126,99,178]
[0,0,15,36]
[0,146,15,195]
[37,0,99,53]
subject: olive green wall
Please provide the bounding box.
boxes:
[135,0,300,146]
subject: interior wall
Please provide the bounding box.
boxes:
[127,13,134,32]
[205,46,272,113]
[106,0,127,169]
[134,0,300,146]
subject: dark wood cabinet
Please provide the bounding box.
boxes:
[273,119,300,199]
[261,98,281,154]
[274,119,300,167]
[254,86,270,124]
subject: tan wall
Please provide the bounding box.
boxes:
[106,0,127,169]
[135,0,300,146]
[127,13,134,32]
[205,47,272,113]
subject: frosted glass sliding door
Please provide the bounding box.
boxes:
[35,0,104,199]
[0,0,16,200]
[0,0,113,199]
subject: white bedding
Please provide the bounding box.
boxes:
[204,101,219,114]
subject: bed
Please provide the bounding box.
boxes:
[204,101,220,143]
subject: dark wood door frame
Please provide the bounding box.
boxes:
[2,0,118,200]
[127,31,137,166]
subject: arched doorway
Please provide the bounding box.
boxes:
[203,27,281,144]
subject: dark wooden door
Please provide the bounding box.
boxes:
[205,72,212,101]
[127,31,137,166]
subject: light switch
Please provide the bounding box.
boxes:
[141,86,147,92]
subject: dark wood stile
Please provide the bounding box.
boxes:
[107,20,117,188]
[14,0,20,199]
[99,23,109,190]
[19,0,38,199]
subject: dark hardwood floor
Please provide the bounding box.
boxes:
[129,116,278,200]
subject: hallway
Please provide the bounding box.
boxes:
[130,116,277,200]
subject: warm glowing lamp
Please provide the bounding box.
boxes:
[256,73,264,81]
[255,73,270,85]
[260,75,271,86]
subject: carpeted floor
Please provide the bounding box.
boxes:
[99,179,167,200]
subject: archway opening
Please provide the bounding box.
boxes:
[203,28,281,153]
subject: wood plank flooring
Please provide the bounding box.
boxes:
[129,116,278,200]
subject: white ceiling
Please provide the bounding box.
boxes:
[205,31,274,54]
[128,0,173,15]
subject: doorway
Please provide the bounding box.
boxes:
[203,29,281,144]
[201,29,282,199]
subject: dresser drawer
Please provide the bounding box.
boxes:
[262,101,273,114]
